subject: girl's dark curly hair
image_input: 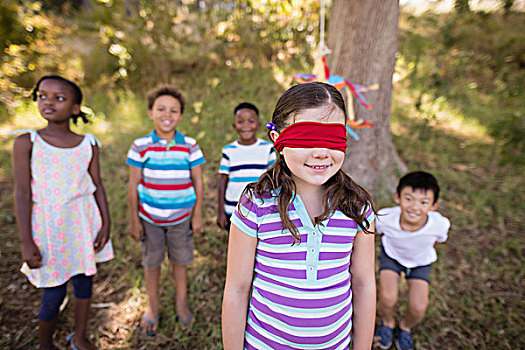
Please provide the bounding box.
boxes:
[242,82,376,244]
[31,75,89,125]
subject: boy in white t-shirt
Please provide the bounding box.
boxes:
[216,102,276,231]
[374,171,450,350]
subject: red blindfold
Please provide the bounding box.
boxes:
[273,121,347,153]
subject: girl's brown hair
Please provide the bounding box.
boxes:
[242,82,375,243]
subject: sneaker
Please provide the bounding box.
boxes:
[395,328,414,350]
[375,322,394,349]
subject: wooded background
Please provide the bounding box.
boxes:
[0,1,523,349]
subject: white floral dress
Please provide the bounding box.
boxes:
[19,130,114,288]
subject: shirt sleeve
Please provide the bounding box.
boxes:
[84,133,101,147]
[126,141,143,169]
[188,140,206,168]
[218,147,230,175]
[230,191,260,238]
[375,208,389,233]
[436,215,450,243]
[357,202,376,232]
[267,147,276,168]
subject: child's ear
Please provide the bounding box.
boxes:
[147,109,153,120]
[269,130,279,143]
[72,104,81,116]
[394,192,400,204]
[431,200,440,211]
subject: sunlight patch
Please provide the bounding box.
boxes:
[271,65,291,90]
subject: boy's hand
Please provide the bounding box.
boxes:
[94,225,110,253]
[22,241,42,269]
[129,218,143,242]
[217,211,228,229]
[191,214,204,235]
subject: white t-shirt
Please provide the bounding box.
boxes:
[376,206,450,268]
[218,139,276,215]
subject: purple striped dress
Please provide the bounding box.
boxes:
[231,190,375,350]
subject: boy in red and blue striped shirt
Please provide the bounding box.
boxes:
[127,85,205,334]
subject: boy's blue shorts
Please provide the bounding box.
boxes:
[378,245,432,283]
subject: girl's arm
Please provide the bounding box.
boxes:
[128,166,143,242]
[222,224,257,349]
[190,164,204,235]
[88,144,111,253]
[350,221,376,350]
[13,134,42,268]
[217,174,229,229]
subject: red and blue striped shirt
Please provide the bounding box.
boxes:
[126,130,205,226]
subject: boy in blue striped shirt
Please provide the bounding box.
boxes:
[127,85,205,335]
[217,102,275,231]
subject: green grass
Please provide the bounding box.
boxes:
[1,9,524,350]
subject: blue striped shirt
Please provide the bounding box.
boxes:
[126,130,205,226]
[219,139,275,215]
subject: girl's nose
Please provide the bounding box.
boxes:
[311,148,329,158]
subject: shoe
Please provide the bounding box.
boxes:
[375,322,394,349]
[66,332,98,350]
[140,314,160,336]
[395,328,414,350]
[176,310,194,330]
[66,332,78,350]
[176,301,194,330]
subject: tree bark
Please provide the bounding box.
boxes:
[327,0,407,198]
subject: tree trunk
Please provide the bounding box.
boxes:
[327,0,407,198]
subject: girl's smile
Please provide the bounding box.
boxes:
[305,163,331,173]
[272,106,346,191]
[283,146,344,188]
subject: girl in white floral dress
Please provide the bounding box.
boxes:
[12,75,113,350]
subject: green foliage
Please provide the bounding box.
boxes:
[398,11,525,164]
[502,0,515,13]
[0,3,523,349]
[0,1,27,50]
[454,0,471,13]
[0,0,85,110]
[0,0,318,109]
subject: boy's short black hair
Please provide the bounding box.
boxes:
[396,171,440,203]
[234,102,259,117]
[147,85,185,113]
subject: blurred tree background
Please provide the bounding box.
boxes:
[1,0,523,162]
[0,0,319,108]
[0,0,523,349]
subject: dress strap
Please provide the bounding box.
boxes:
[8,129,37,143]
[84,133,101,147]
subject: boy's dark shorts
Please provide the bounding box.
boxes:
[378,245,432,283]
[140,219,194,268]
